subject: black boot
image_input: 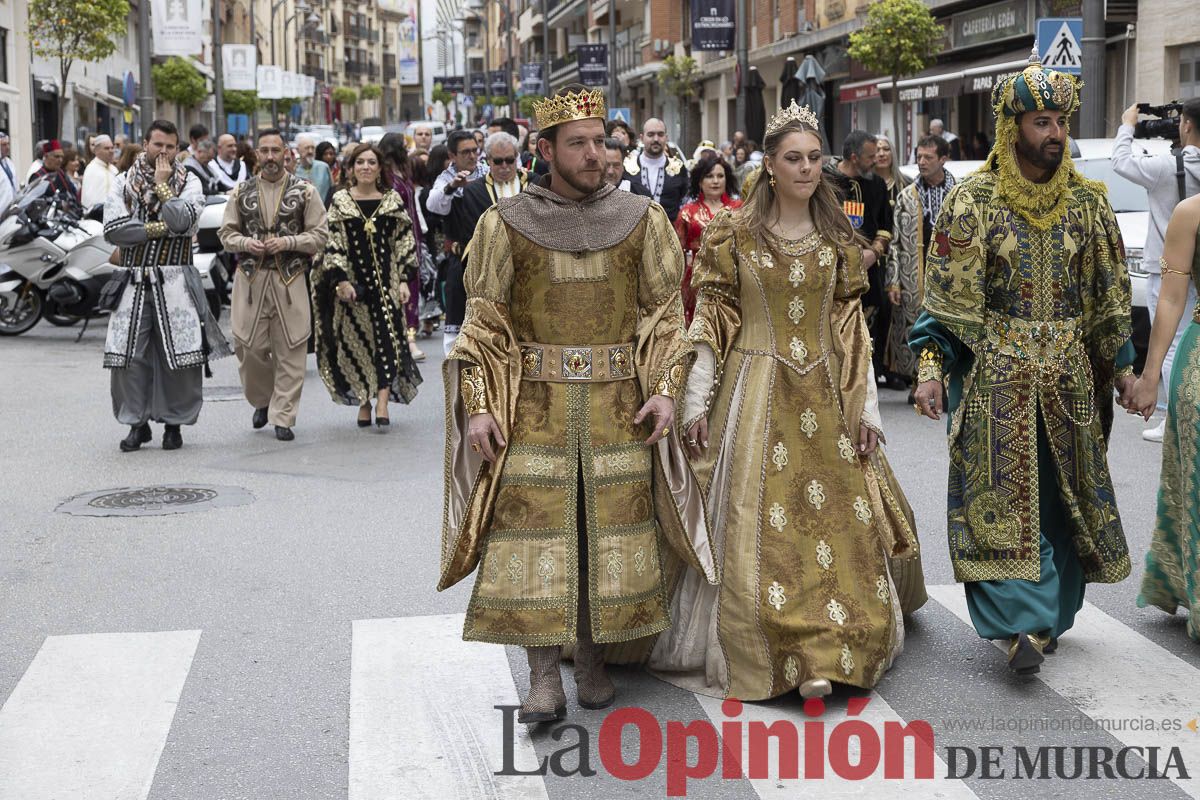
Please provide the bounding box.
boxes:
[119,423,152,452]
[252,407,269,429]
[162,425,183,450]
[274,425,294,441]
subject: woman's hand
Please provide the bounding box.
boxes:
[1127,374,1160,420]
[862,247,878,269]
[858,422,879,456]
[398,282,411,304]
[685,417,709,460]
[336,281,356,303]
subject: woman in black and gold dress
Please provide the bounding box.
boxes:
[313,143,422,429]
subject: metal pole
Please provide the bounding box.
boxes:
[608,0,616,104]
[138,0,156,126]
[214,0,224,132]
[734,0,747,133]
[541,0,550,98]
[506,4,514,110]
[270,2,279,126]
[1080,0,1106,137]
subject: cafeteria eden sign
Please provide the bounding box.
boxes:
[952,0,1030,50]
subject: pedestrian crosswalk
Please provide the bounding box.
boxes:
[0,590,1196,800]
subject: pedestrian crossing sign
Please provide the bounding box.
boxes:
[608,107,632,124]
[1037,17,1084,75]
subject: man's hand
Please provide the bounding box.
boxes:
[887,288,902,306]
[1124,374,1156,419]
[398,282,411,304]
[450,170,471,190]
[684,416,709,460]
[858,422,879,456]
[154,154,173,185]
[262,237,288,255]
[467,412,506,463]
[1121,103,1140,129]
[245,239,267,256]
[913,379,943,420]
[633,394,675,445]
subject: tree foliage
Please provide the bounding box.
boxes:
[332,86,359,105]
[431,83,453,106]
[360,83,383,100]
[518,94,545,119]
[656,55,702,152]
[29,0,131,134]
[848,0,944,148]
[224,90,259,116]
[152,57,209,109]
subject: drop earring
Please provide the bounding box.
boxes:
[769,172,776,188]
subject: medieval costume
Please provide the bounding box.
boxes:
[103,152,230,450]
[312,189,422,410]
[389,171,426,361]
[445,171,529,256]
[427,159,489,353]
[219,173,329,438]
[909,54,1135,673]
[650,110,921,698]
[624,146,689,222]
[885,169,956,382]
[440,89,716,724]
[1138,223,1200,640]
[674,195,742,325]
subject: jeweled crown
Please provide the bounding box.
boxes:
[766,101,820,137]
[533,89,607,131]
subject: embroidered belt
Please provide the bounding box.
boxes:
[985,317,1080,364]
[517,341,636,382]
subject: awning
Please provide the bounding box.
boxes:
[838,77,881,103]
[878,48,1035,103]
[960,50,1033,95]
[73,83,127,109]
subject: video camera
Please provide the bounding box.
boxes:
[1134,102,1183,141]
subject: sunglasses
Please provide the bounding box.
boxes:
[490,157,516,165]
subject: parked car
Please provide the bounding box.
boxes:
[404,121,448,148]
[360,125,387,145]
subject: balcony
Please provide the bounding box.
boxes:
[384,64,397,81]
[303,65,326,82]
[345,61,368,76]
[305,30,328,45]
[546,0,585,29]
[549,50,578,87]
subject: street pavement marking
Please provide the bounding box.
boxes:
[0,629,201,800]
[694,690,981,798]
[928,584,1200,799]
[349,614,549,800]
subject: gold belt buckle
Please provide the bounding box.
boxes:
[609,346,631,378]
[521,346,544,378]
[562,347,593,380]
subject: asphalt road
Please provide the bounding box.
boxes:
[0,317,1190,800]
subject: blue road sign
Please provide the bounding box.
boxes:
[608,107,632,124]
[1037,17,1083,75]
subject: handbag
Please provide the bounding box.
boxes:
[97,269,130,312]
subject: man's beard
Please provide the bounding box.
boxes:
[1015,134,1063,172]
[555,162,604,195]
[260,160,283,177]
[645,142,663,157]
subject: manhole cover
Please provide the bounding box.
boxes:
[56,484,255,517]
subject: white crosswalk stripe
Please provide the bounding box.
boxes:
[928,584,1200,800]
[349,614,548,800]
[0,630,201,800]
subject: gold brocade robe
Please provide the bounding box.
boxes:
[439,186,717,646]
[666,211,917,698]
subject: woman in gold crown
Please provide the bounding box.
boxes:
[649,102,922,700]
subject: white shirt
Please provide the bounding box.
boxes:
[427,162,489,216]
[80,158,118,209]
[639,153,667,201]
[210,156,248,191]
[24,159,42,184]
[0,156,16,211]
[493,176,521,199]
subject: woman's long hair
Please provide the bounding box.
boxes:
[734,118,858,246]
[343,142,394,192]
[116,144,143,174]
[689,154,739,201]
[378,132,412,183]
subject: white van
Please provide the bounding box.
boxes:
[405,121,448,148]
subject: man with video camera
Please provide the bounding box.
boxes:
[1112,98,1200,441]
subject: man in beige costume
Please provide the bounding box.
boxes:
[219,128,328,441]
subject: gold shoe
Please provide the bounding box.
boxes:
[1006,633,1045,675]
[799,678,832,698]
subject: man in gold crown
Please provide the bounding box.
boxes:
[438,85,716,724]
[911,52,1137,675]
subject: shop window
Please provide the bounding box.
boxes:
[1181,43,1200,99]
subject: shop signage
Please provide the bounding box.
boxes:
[691,0,735,51]
[951,0,1030,50]
[838,83,880,103]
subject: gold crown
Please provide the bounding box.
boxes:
[766,101,820,137]
[533,89,607,131]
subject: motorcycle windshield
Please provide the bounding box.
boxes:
[2,180,50,221]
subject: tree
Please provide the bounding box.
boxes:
[432,82,453,107]
[152,57,208,114]
[518,94,544,119]
[331,87,358,106]
[360,83,383,100]
[224,90,259,116]
[848,0,944,157]
[656,55,702,152]
[29,0,131,136]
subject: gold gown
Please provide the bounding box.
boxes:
[652,210,919,699]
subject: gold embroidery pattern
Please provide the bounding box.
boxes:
[789,260,806,287]
[840,643,855,676]
[917,347,943,384]
[521,347,544,378]
[486,552,499,584]
[772,442,789,471]
[607,549,624,579]
[818,246,835,268]
[768,502,788,532]
[767,581,787,611]
[784,655,799,685]
[875,575,890,603]
[790,336,809,362]
[507,554,524,585]
[799,408,818,438]
[816,539,833,570]
[633,546,647,576]
[527,455,555,478]
[460,366,488,414]
[537,554,556,590]
[838,435,857,462]
[654,362,686,397]
[853,496,873,525]
[827,597,848,626]
[592,446,650,480]
[807,480,826,510]
[751,249,776,270]
[788,296,806,323]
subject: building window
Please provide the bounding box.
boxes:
[0,29,8,85]
[1181,43,1200,99]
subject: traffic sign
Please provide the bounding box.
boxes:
[608,107,632,124]
[1037,17,1083,75]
